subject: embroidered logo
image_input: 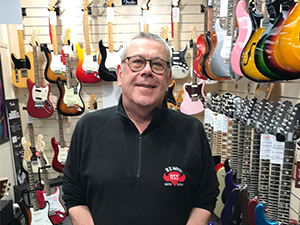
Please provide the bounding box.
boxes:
[163,166,186,186]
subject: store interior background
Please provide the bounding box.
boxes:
[1,0,300,221]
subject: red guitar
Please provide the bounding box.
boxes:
[27,29,54,118]
[35,134,67,224]
[51,111,69,173]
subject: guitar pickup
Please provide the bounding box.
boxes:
[86,70,93,74]
[108,67,116,72]
[21,69,28,78]
[54,70,62,74]
[67,103,75,107]
[224,58,229,64]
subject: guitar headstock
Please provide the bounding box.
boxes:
[189,26,198,43]
[242,97,259,126]
[107,0,114,7]
[141,0,151,10]
[171,0,181,7]
[62,29,71,46]
[253,99,268,130]
[36,134,44,154]
[89,94,97,110]
[160,26,169,41]
[277,103,300,142]
[23,141,32,162]
[48,0,57,11]
[30,28,40,47]
[82,0,91,11]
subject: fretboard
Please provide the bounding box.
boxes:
[17,30,26,59]
[83,11,91,55]
[32,46,40,88]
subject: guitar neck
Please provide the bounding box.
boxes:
[32,46,40,88]
[17,30,26,59]
[39,150,51,196]
[173,22,179,52]
[108,22,114,53]
[83,11,91,55]
[64,53,72,89]
[51,25,58,55]
[236,123,245,183]
[57,112,65,148]
[241,125,252,186]
[27,161,39,211]
[230,119,239,170]
[28,123,35,145]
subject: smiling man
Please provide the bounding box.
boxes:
[63,32,219,225]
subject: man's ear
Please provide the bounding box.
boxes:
[116,64,123,87]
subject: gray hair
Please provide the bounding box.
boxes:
[120,32,172,71]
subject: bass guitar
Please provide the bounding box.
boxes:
[23,141,53,225]
[27,29,54,118]
[170,0,189,79]
[57,29,85,116]
[98,0,123,81]
[43,0,67,84]
[11,24,35,88]
[36,134,66,224]
[76,0,101,83]
[51,110,69,173]
[180,26,205,115]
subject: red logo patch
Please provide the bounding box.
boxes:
[163,171,186,186]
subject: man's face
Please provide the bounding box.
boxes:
[117,38,171,110]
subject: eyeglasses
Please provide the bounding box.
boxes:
[123,55,170,75]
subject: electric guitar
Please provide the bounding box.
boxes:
[214,163,226,218]
[36,134,66,224]
[88,93,97,112]
[254,203,278,225]
[165,80,178,111]
[76,0,101,83]
[43,0,67,84]
[23,141,53,225]
[98,0,123,82]
[57,29,85,116]
[170,0,189,79]
[141,0,151,32]
[51,110,69,173]
[21,113,48,173]
[27,29,54,118]
[11,24,35,88]
[180,26,205,115]
[230,0,252,77]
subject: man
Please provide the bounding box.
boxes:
[63,32,219,225]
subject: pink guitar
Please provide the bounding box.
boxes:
[230,0,252,77]
[180,27,205,115]
[36,134,66,224]
[27,29,54,118]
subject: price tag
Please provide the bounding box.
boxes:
[49,11,57,26]
[270,137,285,164]
[172,8,179,22]
[213,115,218,132]
[63,45,72,54]
[17,24,24,30]
[260,133,273,160]
[216,114,223,131]
[142,10,149,23]
[221,116,228,133]
[204,109,211,124]
[107,7,114,23]
[26,111,33,124]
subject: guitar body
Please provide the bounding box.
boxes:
[214,166,226,218]
[199,32,214,80]
[51,137,69,173]
[43,47,67,83]
[36,187,66,224]
[227,188,242,225]
[193,34,207,80]
[230,0,252,77]
[263,1,299,76]
[75,43,101,83]
[26,79,54,118]
[254,203,278,225]
[11,52,35,88]
[98,40,122,82]
[210,19,231,80]
[221,171,240,225]
[165,80,178,111]
[278,2,300,71]
[248,197,259,225]
[205,31,219,80]
[29,201,53,225]
[171,45,189,79]
[239,188,250,225]
[56,77,85,116]
[180,80,205,115]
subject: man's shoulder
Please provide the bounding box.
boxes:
[167,109,203,126]
[77,106,118,126]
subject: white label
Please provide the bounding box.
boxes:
[260,133,273,160]
[63,45,72,54]
[26,111,33,124]
[217,114,223,131]
[213,115,218,132]
[204,109,212,124]
[271,137,285,164]
[49,11,57,26]
[222,116,228,133]
[17,24,23,30]
[107,7,114,23]
[172,8,180,22]
[142,10,149,23]
[219,0,228,17]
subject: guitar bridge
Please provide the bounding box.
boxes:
[86,70,93,74]
[21,69,28,78]
[54,70,62,74]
